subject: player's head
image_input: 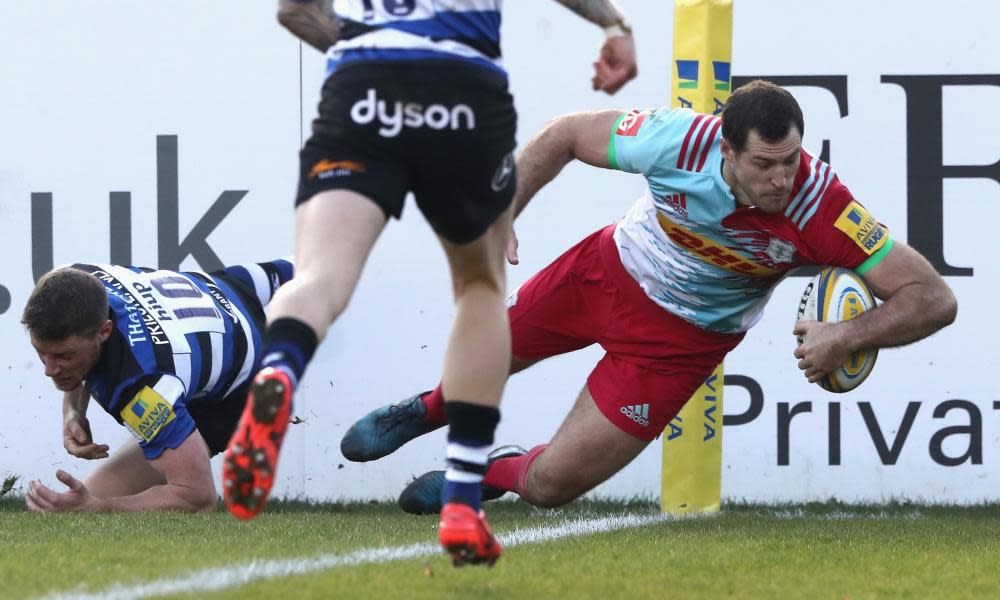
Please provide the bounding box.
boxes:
[720,80,804,214]
[22,268,113,391]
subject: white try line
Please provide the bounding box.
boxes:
[38,512,674,600]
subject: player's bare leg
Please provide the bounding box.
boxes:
[438,207,513,409]
[398,381,649,514]
[264,190,388,336]
[436,205,513,567]
[223,190,387,520]
[517,385,649,507]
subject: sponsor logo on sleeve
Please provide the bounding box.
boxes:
[616,109,648,137]
[834,201,888,255]
[121,386,176,443]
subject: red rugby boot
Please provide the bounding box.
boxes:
[438,502,502,567]
[222,367,293,520]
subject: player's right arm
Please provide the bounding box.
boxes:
[513,106,691,218]
[507,106,688,263]
[512,109,625,220]
[277,0,339,52]
[62,386,109,460]
[507,109,622,263]
[551,0,636,94]
[26,429,218,513]
[98,430,218,512]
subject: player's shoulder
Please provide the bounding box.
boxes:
[614,107,721,174]
[115,373,188,448]
[784,148,852,230]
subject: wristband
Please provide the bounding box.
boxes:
[603,20,633,38]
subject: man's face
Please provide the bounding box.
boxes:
[30,322,110,391]
[723,127,802,214]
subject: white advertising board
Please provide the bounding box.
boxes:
[0,1,996,503]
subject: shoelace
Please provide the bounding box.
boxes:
[375,398,423,429]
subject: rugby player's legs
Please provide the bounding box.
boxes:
[518,383,648,507]
[264,190,387,339]
[435,204,514,408]
[83,440,165,498]
[490,226,743,507]
[509,352,714,507]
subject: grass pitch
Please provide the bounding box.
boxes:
[2,497,999,599]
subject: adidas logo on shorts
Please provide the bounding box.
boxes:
[620,403,650,427]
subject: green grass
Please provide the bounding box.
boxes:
[3,497,999,599]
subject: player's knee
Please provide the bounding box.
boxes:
[524,485,579,508]
[521,472,583,508]
[452,272,506,298]
[191,490,219,513]
[289,274,354,322]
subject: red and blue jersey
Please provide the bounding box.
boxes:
[608,107,892,333]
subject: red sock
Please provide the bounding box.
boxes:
[420,385,446,425]
[484,444,548,495]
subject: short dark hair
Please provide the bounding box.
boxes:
[721,80,804,152]
[22,268,109,341]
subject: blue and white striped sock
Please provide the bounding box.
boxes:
[442,441,491,511]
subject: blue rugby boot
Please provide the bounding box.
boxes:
[340,392,443,462]
[398,445,527,515]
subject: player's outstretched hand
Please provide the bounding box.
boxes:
[25,470,98,513]
[592,35,637,95]
[506,227,520,265]
[63,416,109,460]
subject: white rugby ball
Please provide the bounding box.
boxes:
[796,267,878,393]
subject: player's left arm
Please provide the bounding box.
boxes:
[794,241,957,382]
[277,0,339,53]
[25,430,217,513]
[845,240,957,347]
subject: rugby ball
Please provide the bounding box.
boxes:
[796,267,878,393]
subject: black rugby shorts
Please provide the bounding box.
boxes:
[296,61,517,244]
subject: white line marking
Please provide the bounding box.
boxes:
[39,508,920,600]
[38,512,672,600]
[761,508,924,521]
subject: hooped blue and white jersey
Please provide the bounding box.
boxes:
[608,107,891,334]
[74,261,291,459]
[326,0,504,77]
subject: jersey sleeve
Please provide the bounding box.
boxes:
[115,373,196,460]
[800,176,893,274]
[609,107,701,177]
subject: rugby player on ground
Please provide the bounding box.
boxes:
[22,260,292,513]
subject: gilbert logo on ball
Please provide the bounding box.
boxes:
[796,267,879,393]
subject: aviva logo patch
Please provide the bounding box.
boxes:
[834,201,888,255]
[713,61,731,91]
[121,386,175,443]
[676,60,698,89]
